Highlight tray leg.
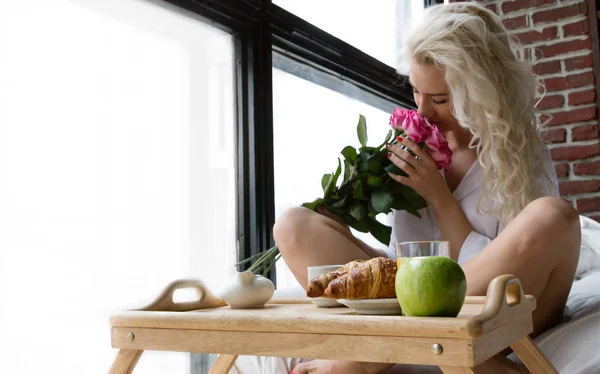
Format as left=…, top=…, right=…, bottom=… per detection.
left=109, top=349, right=143, bottom=374
left=208, top=354, right=238, bottom=374
left=510, top=336, right=558, bottom=374
left=439, top=367, right=475, bottom=374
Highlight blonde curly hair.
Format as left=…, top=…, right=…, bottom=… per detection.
left=400, top=1, right=551, bottom=225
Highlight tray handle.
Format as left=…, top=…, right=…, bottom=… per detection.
left=136, top=279, right=226, bottom=312
left=468, top=274, right=536, bottom=336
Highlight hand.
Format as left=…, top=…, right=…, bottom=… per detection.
left=291, top=359, right=391, bottom=374
left=386, top=136, right=452, bottom=209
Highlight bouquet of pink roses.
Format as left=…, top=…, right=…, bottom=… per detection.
left=240, top=109, right=452, bottom=276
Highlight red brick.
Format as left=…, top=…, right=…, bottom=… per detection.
left=551, top=143, right=600, bottom=160
left=544, top=106, right=597, bottom=126
left=568, top=89, right=596, bottom=106
left=554, top=163, right=569, bottom=177
left=543, top=72, right=595, bottom=92
left=542, top=128, right=566, bottom=143
left=502, top=0, right=556, bottom=14
left=563, top=19, right=590, bottom=37
left=571, top=124, right=599, bottom=141
left=538, top=38, right=592, bottom=59
left=503, top=15, right=528, bottom=30
left=515, top=27, right=558, bottom=45
left=564, top=54, right=594, bottom=71
left=532, top=3, right=588, bottom=25
left=536, top=94, right=564, bottom=110
left=559, top=180, right=600, bottom=196
left=533, top=60, right=561, bottom=75
left=577, top=197, right=600, bottom=213
left=574, top=160, right=600, bottom=175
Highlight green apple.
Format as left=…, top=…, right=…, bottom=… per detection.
left=395, top=256, right=467, bottom=317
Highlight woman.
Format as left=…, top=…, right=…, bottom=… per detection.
left=275, top=2, right=581, bottom=374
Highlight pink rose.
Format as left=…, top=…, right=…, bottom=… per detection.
left=389, top=108, right=406, bottom=130
left=425, top=125, right=452, bottom=170
left=389, top=108, right=431, bottom=143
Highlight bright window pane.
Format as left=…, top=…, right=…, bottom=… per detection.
left=273, top=0, right=425, bottom=67
left=273, top=61, right=400, bottom=290
left=0, top=1, right=236, bottom=373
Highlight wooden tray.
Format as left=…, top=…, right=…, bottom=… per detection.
left=109, top=274, right=557, bottom=374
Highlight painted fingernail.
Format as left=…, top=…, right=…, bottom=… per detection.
left=290, top=371, right=295, bottom=374
left=387, top=152, right=392, bottom=158
left=396, top=136, right=404, bottom=142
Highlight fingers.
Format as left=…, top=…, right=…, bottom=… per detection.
left=387, top=169, right=412, bottom=187
left=291, top=362, right=309, bottom=374
left=387, top=150, right=415, bottom=176
left=394, top=136, right=435, bottom=167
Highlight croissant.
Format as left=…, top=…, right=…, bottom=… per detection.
left=305, top=260, right=365, bottom=298
left=325, top=257, right=397, bottom=299
left=306, top=257, right=397, bottom=299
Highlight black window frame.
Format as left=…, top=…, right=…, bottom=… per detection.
left=159, top=0, right=416, bottom=283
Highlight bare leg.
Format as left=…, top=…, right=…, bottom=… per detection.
left=273, top=207, right=375, bottom=286
left=462, top=197, right=581, bottom=336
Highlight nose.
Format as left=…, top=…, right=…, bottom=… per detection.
left=417, top=97, right=434, bottom=119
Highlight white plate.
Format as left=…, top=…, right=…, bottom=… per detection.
left=337, top=298, right=402, bottom=315
left=311, top=297, right=345, bottom=308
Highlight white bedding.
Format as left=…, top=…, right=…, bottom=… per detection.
left=230, top=216, right=600, bottom=374
left=507, top=270, right=600, bottom=374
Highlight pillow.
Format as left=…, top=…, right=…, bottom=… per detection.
left=576, top=216, right=600, bottom=279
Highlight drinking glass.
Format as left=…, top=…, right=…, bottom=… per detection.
left=395, top=240, right=450, bottom=268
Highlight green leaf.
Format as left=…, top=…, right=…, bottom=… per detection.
left=331, top=158, right=342, bottom=189
left=321, top=173, right=332, bottom=193
left=341, top=160, right=355, bottom=187
left=368, top=218, right=393, bottom=246
left=341, top=146, right=358, bottom=164
left=375, top=130, right=393, bottom=152
left=301, top=198, right=324, bottom=211
left=398, top=185, right=427, bottom=210
left=352, top=180, right=366, bottom=200
left=359, top=146, right=375, bottom=153
left=383, top=163, right=408, bottom=177
left=349, top=203, right=367, bottom=221
left=370, top=189, right=394, bottom=214
left=331, top=196, right=347, bottom=209
left=357, top=152, right=370, bottom=173
left=390, top=195, right=422, bottom=218
left=367, top=154, right=382, bottom=174
left=357, top=115, right=368, bottom=147
left=350, top=216, right=370, bottom=233
left=367, top=175, right=383, bottom=188
left=382, top=179, right=426, bottom=215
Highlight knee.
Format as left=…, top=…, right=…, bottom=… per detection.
left=521, top=197, right=581, bottom=248
left=273, top=207, right=315, bottom=253
left=524, top=197, right=579, bottom=232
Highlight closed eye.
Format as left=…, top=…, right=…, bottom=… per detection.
left=433, top=99, right=448, bottom=105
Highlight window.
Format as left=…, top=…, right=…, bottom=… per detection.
left=0, top=0, right=236, bottom=373
left=273, top=55, right=397, bottom=288
left=273, top=0, right=426, bottom=67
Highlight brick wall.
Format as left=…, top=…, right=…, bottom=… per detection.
left=450, top=0, right=600, bottom=220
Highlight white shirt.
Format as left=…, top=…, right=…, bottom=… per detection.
left=382, top=145, right=559, bottom=265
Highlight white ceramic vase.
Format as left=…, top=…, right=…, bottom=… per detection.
left=218, top=271, right=275, bottom=308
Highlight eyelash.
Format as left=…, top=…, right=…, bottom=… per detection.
left=413, top=90, right=448, bottom=105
